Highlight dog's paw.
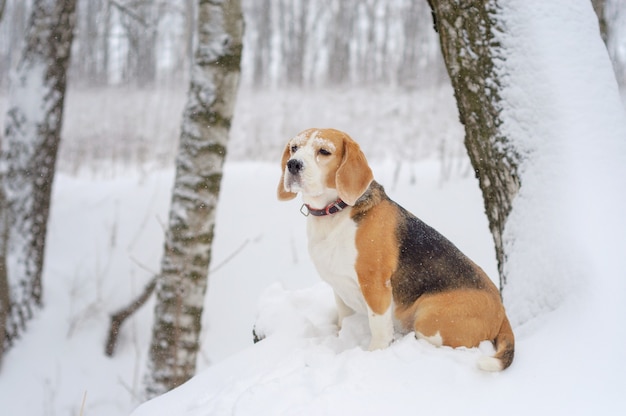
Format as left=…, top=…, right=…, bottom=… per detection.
left=368, top=337, right=392, bottom=351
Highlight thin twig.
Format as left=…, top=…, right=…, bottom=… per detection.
left=108, top=0, right=151, bottom=28
left=209, top=238, right=250, bottom=274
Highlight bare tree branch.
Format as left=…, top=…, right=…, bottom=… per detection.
left=108, top=0, right=150, bottom=28
left=105, top=277, right=156, bottom=357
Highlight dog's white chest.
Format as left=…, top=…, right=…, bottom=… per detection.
left=307, top=212, right=365, bottom=313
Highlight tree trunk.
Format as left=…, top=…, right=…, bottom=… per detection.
left=0, top=0, right=77, bottom=352
left=279, top=0, right=309, bottom=86
left=591, top=0, right=607, bottom=44
left=115, top=0, right=159, bottom=87
left=427, top=0, right=521, bottom=289
left=143, top=0, right=244, bottom=398
left=73, top=0, right=109, bottom=86
left=0, top=189, right=8, bottom=369
left=252, top=0, right=272, bottom=87
left=327, top=0, right=354, bottom=85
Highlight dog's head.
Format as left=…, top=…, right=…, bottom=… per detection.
left=277, top=128, right=373, bottom=206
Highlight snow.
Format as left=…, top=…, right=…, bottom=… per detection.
left=0, top=158, right=494, bottom=415
left=131, top=1, right=626, bottom=415
left=1, top=0, right=625, bottom=414
left=497, top=0, right=626, bottom=326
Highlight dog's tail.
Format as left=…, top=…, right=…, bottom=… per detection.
left=478, top=315, right=515, bottom=371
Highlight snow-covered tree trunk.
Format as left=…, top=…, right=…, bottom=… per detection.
left=592, top=0, right=625, bottom=89
left=0, top=0, right=77, bottom=353
left=427, top=0, right=521, bottom=289
left=144, top=0, right=243, bottom=398
left=591, top=0, right=607, bottom=43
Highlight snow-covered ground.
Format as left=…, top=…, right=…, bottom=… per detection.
left=0, top=158, right=493, bottom=415
left=131, top=1, right=626, bottom=415
left=1, top=0, right=626, bottom=415
left=0, top=65, right=476, bottom=416
left=0, top=72, right=473, bottom=416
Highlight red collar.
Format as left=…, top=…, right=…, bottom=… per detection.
left=300, top=199, right=348, bottom=217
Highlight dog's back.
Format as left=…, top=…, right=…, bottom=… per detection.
left=354, top=181, right=514, bottom=370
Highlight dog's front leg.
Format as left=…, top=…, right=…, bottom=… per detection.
left=366, top=304, right=394, bottom=350
left=334, top=292, right=354, bottom=330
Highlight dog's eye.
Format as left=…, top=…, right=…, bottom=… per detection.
left=290, top=145, right=298, bottom=153
left=318, top=148, right=331, bottom=156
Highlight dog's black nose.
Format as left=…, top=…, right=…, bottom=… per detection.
left=287, top=159, right=303, bottom=174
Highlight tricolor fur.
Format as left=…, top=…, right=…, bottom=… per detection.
left=278, top=128, right=514, bottom=371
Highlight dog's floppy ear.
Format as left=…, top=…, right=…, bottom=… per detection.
left=277, top=142, right=298, bottom=201
left=335, top=135, right=373, bottom=206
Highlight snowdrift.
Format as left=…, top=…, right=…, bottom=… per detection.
left=132, top=1, right=626, bottom=415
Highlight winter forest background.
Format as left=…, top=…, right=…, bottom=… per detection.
left=1, top=0, right=622, bottom=172
left=1, top=0, right=626, bottom=415
left=0, top=0, right=462, bottom=176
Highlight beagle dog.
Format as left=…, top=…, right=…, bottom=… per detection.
left=277, top=128, right=514, bottom=371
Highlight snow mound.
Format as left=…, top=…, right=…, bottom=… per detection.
left=132, top=277, right=625, bottom=416
left=133, top=284, right=512, bottom=416
left=498, top=0, right=626, bottom=325
left=252, top=283, right=337, bottom=342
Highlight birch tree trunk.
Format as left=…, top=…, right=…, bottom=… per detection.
left=144, top=0, right=244, bottom=398
left=426, top=0, right=521, bottom=289
left=0, top=0, right=77, bottom=355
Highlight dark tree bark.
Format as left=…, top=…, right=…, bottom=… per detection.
left=0, top=189, right=8, bottom=369
left=427, top=0, right=521, bottom=289
left=0, top=0, right=77, bottom=356
left=143, top=0, right=244, bottom=398
left=591, top=0, right=608, bottom=44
